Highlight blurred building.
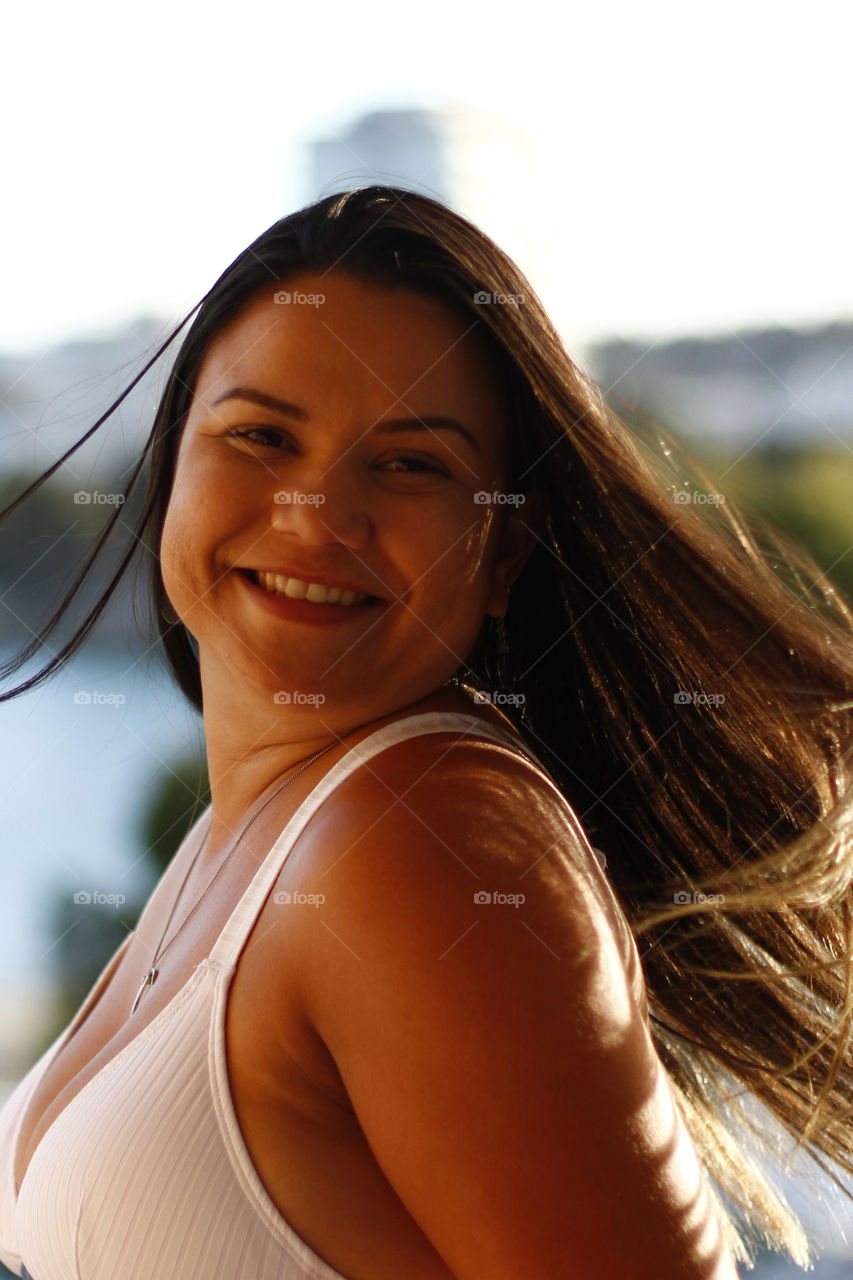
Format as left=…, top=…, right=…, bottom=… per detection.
left=2, top=108, right=852, bottom=486
left=306, top=105, right=547, bottom=306
left=588, top=322, right=853, bottom=445
left=0, top=105, right=549, bottom=487
left=0, top=316, right=172, bottom=481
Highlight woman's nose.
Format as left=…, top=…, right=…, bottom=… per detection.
left=269, top=467, right=371, bottom=549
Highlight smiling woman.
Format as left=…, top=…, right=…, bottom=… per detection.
left=1, top=186, right=853, bottom=1279
left=155, top=269, right=530, bottom=845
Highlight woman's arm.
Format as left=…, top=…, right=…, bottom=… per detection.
left=289, top=738, right=740, bottom=1279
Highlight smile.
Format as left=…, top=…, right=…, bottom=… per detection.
left=250, top=571, right=375, bottom=606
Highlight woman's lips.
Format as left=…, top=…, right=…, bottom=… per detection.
left=238, top=569, right=387, bottom=625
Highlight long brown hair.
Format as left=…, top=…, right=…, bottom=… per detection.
left=3, top=186, right=853, bottom=1267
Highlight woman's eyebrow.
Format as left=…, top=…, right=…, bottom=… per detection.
left=213, top=387, right=308, bottom=420
left=212, top=386, right=481, bottom=455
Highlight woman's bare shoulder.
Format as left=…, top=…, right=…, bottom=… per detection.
left=305, top=723, right=642, bottom=984
left=281, top=727, right=736, bottom=1278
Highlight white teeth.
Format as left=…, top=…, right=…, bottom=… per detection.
left=255, top=572, right=369, bottom=606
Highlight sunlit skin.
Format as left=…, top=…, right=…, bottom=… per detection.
left=12, top=271, right=740, bottom=1279
left=154, top=277, right=737, bottom=1275
left=159, top=270, right=540, bottom=853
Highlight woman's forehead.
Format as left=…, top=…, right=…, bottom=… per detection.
left=189, top=273, right=510, bottom=443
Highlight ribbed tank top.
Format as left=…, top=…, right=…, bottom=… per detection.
left=0, top=711, right=557, bottom=1280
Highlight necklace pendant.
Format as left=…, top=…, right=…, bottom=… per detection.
left=130, top=965, right=159, bottom=1016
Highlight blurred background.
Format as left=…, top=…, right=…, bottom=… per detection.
left=2, top=0, right=853, bottom=1273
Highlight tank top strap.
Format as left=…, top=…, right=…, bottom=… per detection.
left=207, top=710, right=543, bottom=969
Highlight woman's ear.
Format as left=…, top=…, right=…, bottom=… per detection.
left=485, top=485, right=546, bottom=618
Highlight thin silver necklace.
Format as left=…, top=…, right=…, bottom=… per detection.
left=130, top=737, right=341, bottom=1016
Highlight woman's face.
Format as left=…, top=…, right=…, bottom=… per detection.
left=159, top=270, right=536, bottom=722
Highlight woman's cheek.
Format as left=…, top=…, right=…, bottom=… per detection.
left=159, top=500, right=206, bottom=624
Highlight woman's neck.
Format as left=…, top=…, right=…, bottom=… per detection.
left=197, top=679, right=490, bottom=858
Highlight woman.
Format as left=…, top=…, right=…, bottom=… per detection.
left=1, top=186, right=852, bottom=1278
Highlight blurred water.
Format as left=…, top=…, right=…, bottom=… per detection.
left=0, top=642, right=203, bottom=1042
left=751, top=1258, right=853, bottom=1277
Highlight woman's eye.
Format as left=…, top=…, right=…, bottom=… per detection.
left=379, top=456, right=448, bottom=476
left=223, top=433, right=446, bottom=477
left=227, top=427, right=290, bottom=448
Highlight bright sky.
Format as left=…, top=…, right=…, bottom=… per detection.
left=1, top=0, right=851, bottom=357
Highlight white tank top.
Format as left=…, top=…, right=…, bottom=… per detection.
left=0, top=711, right=556, bottom=1279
